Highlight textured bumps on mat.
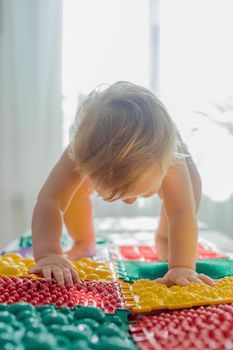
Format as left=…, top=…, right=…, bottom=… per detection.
left=117, top=259, right=233, bottom=282
left=0, top=254, right=116, bottom=281
left=121, top=277, right=233, bottom=312
left=129, top=303, right=233, bottom=350
left=111, top=243, right=227, bottom=262
left=0, top=277, right=125, bottom=313
left=0, top=303, right=136, bottom=350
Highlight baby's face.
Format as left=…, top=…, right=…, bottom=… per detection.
left=95, top=168, right=166, bottom=204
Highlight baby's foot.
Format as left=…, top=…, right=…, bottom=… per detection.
left=66, top=241, right=96, bottom=261
left=155, top=235, right=169, bottom=261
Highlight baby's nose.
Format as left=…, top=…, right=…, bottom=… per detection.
left=123, top=198, right=137, bottom=204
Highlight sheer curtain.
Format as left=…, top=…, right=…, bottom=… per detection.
left=0, top=0, right=63, bottom=248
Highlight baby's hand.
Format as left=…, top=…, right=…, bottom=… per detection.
left=155, top=267, right=215, bottom=287
left=28, top=254, right=79, bottom=287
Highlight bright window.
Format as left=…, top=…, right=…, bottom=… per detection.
left=62, top=0, right=150, bottom=145
left=62, top=0, right=233, bottom=202
left=160, top=0, right=233, bottom=201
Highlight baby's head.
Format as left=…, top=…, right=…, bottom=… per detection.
left=70, top=81, right=177, bottom=203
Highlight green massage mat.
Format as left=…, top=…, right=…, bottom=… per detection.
left=117, top=259, right=233, bottom=282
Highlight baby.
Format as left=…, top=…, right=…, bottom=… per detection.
left=29, top=81, right=214, bottom=287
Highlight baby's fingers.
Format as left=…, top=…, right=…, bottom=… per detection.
left=188, top=276, right=204, bottom=284
left=154, top=277, right=171, bottom=286
left=71, top=268, right=80, bottom=284
left=52, top=266, right=64, bottom=286
left=63, top=268, right=73, bottom=287
left=176, top=277, right=190, bottom=286
left=42, top=266, right=52, bottom=282
left=198, top=273, right=215, bottom=286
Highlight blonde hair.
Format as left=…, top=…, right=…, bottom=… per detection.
left=70, top=81, right=177, bottom=200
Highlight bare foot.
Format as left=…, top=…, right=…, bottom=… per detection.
left=155, top=235, right=169, bottom=261
left=66, top=241, right=96, bottom=261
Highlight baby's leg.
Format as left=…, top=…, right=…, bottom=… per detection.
left=155, top=155, right=202, bottom=261
left=63, top=177, right=96, bottom=260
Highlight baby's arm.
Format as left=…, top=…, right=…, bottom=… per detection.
left=29, top=147, right=85, bottom=286
left=156, top=159, right=214, bottom=286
